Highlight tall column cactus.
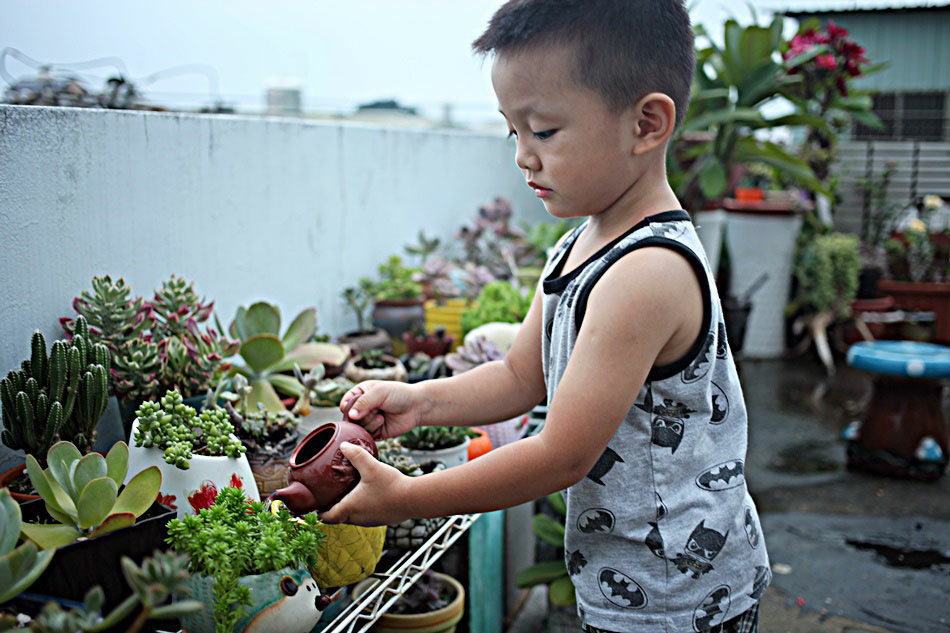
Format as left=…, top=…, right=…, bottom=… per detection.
left=1, top=316, right=111, bottom=461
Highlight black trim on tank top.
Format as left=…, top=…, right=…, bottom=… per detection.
left=572, top=236, right=712, bottom=382
left=542, top=210, right=691, bottom=294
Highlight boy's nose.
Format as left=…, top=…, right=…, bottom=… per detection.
left=515, top=141, right=541, bottom=172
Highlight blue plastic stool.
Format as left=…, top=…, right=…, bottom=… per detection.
left=844, top=341, right=950, bottom=480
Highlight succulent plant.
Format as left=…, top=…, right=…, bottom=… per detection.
left=228, top=301, right=348, bottom=412
left=222, top=375, right=299, bottom=457
left=398, top=426, right=477, bottom=451
left=444, top=335, right=504, bottom=374
left=0, top=488, right=55, bottom=604
left=363, top=255, right=423, bottom=302
left=60, top=275, right=153, bottom=351
left=110, top=336, right=161, bottom=405
left=1, top=316, right=111, bottom=460
left=25, top=550, right=202, bottom=633
left=133, top=390, right=246, bottom=470
left=341, top=282, right=375, bottom=334
left=460, top=281, right=532, bottom=335
left=20, top=441, right=161, bottom=550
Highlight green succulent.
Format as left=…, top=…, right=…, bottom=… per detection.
left=227, top=301, right=348, bottom=412
left=363, top=255, right=422, bottom=302
left=398, top=426, right=477, bottom=451
left=1, top=316, right=111, bottom=460
left=516, top=491, right=576, bottom=607
left=24, top=550, right=202, bottom=633
left=110, top=336, right=161, bottom=405
left=222, top=375, right=299, bottom=457
left=20, top=441, right=161, bottom=550
left=0, top=488, right=55, bottom=604
left=133, top=390, right=246, bottom=470
left=461, top=281, right=533, bottom=335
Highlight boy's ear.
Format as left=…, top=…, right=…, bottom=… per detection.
left=630, top=93, right=676, bottom=155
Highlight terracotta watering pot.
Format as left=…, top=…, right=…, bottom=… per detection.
left=270, top=421, right=378, bottom=514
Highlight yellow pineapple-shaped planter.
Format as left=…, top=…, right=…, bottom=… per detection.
left=310, top=522, right=386, bottom=589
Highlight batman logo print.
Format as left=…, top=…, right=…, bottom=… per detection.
left=749, top=565, right=771, bottom=600
left=692, top=585, right=731, bottom=631
left=716, top=322, right=728, bottom=359
left=710, top=382, right=729, bottom=425
left=577, top=508, right=615, bottom=534
left=682, top=331, right=714, bottom=383
left=744, top=508, right=760, bottom=549
left=597, top=568, right=647, bottom=609
left=586, top=447, right=624, bottom=486
left=696, top=460, right=745, bottom=491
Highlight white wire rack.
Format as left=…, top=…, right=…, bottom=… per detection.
left=319, top=513, right=480, bottom=633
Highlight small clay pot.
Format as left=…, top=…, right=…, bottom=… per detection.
left=344, top=354, right=408, bottom=383
left=271, top=421, right=378, bottom=514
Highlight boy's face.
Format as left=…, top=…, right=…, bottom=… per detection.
left=492, top=44, right=638, bottom=219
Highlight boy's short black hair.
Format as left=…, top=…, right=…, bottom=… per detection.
left=473, top=0, right=695, bottom=128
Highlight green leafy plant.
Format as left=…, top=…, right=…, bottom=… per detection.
left=227, top=301, right=348, bottom=413
left=404, top=230, right=442, bottom=266
left=20, top=441, right=161, bottom=549
left=357, top=349, right=392, bottom=370
left=398, top=426, right=477, bottom=451
left=21, top=550, right=202, bottom=633
left=363, top=255, right=422, bottom=302
left=165, top=486, right=326, bottom=633
left=341, top=283, right=376, bottom=334
left=461, top=282, right=532, bottom=335
left=222, top=375, right=299, bottom=458
left=1, top=316, right=111, bottom=460
left=0, top=488, right=55, bottom=604
left=133, top=390, right=246, bottom=470
left=516, top=491, right=575, bottom=606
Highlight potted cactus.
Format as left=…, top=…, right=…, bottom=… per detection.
left=222, top=375, right=300, bottom=497
left=227, top=301, right=348, bottom=413
left=127, top=389, right=258, bottom=517
left=166, top=485, right=329, bottom=633
left=16, top=440, right=177, bottom=616
left=337, top=284, right=392, bottom=354
left=344, top=349, right=408, bottom=384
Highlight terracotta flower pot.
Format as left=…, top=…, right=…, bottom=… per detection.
left=271, top=421, right=378, bottom=514
left=877, top=279, right=950, bottom=345
left=403, top=332, right=454, bottom=357
left=0, top=463, right=40, bottom=502
left=351, top=571, right=465, bottom=633
left=337, top=328, right=392, bottom=356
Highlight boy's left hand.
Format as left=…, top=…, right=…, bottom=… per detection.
left=319, top=442, right=412, bottom=527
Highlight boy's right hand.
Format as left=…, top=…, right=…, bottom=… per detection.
left=339, top=380, right=422, bottom=439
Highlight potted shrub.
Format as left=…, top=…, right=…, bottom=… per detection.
left=337, top=284, right=392, bottom=354
left=376, top=440, right=448, bottom=550
left=788, top=232, right=860, bottom=375
left=1, top=317, right=110, bottom=501
left=127, top=389, right=258, bottom=517
left=880, top=196, right=950, bottom=344
left=446, top=336, right=527, bottom=448
left=16, top=440, right=176, bottom=617
left=344, top=349, right=408, bottom=384
left=227, top=301, right=348, bottom=413
left=351, top=569, right=465, bottom=633
left=365, top=255, right=426, bottom=356
left=397, top=426, right=476, bottom=470
left=222, top=375, right=299, bottom=498
left=166, top=485, right=329, bottom=633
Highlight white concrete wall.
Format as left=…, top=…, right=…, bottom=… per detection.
left=0, top=105, right=547, bottom=375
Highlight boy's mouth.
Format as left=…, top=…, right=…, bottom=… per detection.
left=528, top=181, right=552, bottom=198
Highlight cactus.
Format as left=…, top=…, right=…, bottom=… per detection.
left=20, top=441, right=161, bottom=550
left=228, top=301, right=348, bottom=412
left=133, top=390, right=245, bottom=470
left=1, top=316, right=110, bottom=460
left=0, top=488, right=56, bottom=604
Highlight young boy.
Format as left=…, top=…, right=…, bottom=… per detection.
left=321, top=1, right=770, bottom=630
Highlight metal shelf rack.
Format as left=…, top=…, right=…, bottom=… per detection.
left=320, top=513, right=481, bottom=633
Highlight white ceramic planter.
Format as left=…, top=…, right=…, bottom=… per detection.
left=693, top=208, right=726, bottom=275
left=127, top=418, right=260, bottom=518
left=724, top=209, right=803, bottom=358
left=181, top=567, right=323, bottom=633
left=403, top=437, right=470, bottom=469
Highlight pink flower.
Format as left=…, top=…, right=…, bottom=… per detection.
left=816, top=54, right=837, bottom=70
left=827, top=20, right=849, bottom=38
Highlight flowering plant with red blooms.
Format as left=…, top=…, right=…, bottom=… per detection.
left=784, top=20, right=870, bottom=98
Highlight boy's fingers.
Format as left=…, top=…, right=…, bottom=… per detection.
left=340, top=441, right=375, bottom=473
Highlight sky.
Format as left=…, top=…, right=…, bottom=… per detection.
left=0, top=1, right=932, bottom=126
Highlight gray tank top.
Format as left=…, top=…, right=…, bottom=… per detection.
left=540, top=210, right=770, bottom=632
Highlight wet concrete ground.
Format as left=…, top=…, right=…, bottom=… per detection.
left=741, top=357, right=950, bottom=633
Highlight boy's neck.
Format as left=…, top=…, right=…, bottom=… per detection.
left=582, top=156, right=682, bottom=245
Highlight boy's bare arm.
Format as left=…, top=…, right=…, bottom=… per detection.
left=321, top=247, right=703, bottom=525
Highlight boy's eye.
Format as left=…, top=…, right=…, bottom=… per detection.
left=533, top=129, right=557, bottom=140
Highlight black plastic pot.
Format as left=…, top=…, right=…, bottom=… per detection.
left=14, top=500, right=176, bottom=626
left=721, top=296, right=752, bottom=356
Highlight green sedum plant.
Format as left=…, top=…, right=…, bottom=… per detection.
left=0, top=488, right=55, bottom=604
left=21, top=441, right=161, bottom=550
left=165, top=486, right=326, bottom=633
left=461, top=282, right=532, bottom=335
left=227, top=301, right=348, bottom=413
left=22, top=550, right=202, bottom=633
left=398, top=426, right=477, bottom=451
left=1, top=315, right=111, bottom=460
left=133, top=390, right=246, bottom=470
